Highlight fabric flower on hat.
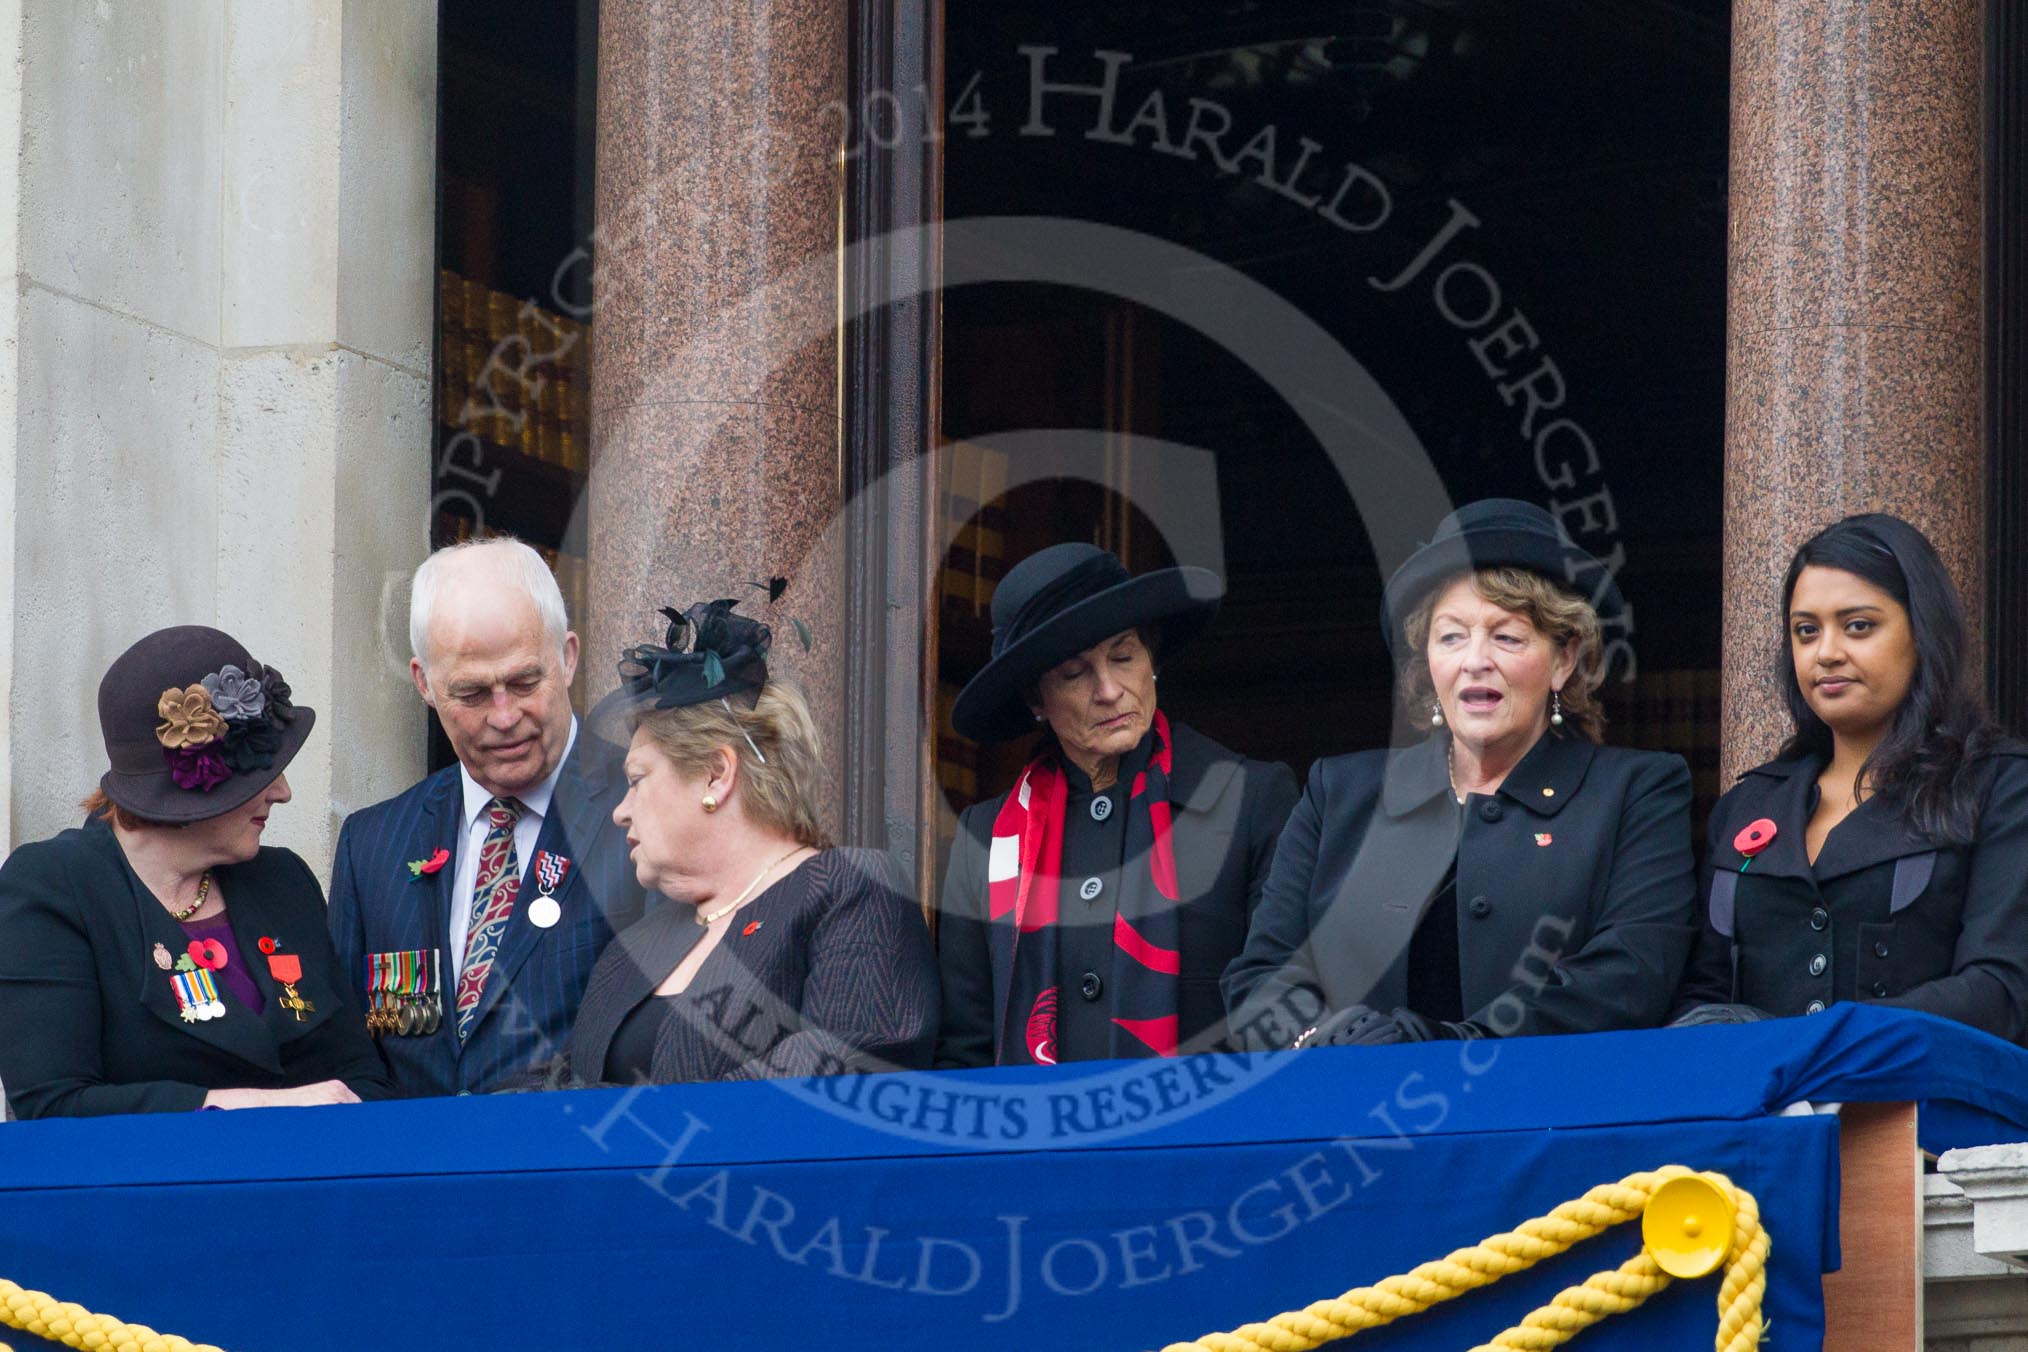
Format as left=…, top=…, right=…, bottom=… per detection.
left=221, top=716, right=282, bottom=772
left=165, top=744, right=231, bottom=792
left=202, top=664, right=266, bottom=721
left=253, top=662, right=297, bottom=725
left=156, top=685, right=228, bottom=749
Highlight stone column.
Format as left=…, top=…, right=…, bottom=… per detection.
left=585, top=1, right=845, bottom=807
left=1721, top=0, right=1985, bottom=779
left=0, top=1, right=436, bottom=865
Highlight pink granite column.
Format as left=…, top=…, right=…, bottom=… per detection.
left=1721, top=0, right=1985, bottom=779
left=585, top=0, right=845, bottom=805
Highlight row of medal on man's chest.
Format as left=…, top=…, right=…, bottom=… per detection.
left=367, top=948, right=442, bottom=1038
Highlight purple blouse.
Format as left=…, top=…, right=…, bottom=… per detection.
left=177, top=915, right=265, bottom=1016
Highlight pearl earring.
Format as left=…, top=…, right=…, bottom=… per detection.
left=1430, top=704, right=1444, bottom=728
left=701, top=793, right=718, bottom=813
left=1550, top=690, right=1564, bottom=727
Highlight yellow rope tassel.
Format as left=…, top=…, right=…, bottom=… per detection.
left=0, top=1277, right=225, bottom=1352
left=1164, top=1166, right=1766, bottom=1352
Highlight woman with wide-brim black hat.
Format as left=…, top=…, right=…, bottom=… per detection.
left=935, top=543, right=1299, bottom=1067
left=0, top=626, right=392, bottom=1117
left=1223, top=499, right=1697, bottom=1049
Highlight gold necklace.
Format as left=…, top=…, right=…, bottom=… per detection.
left=700, top=848, right=804, bottom=925
left=168, top=873, right=212, bottom=922
left=1445, top=741, right=1467, bottom=805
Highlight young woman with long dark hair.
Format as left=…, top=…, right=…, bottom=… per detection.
left=1676, top=513, right=2028, bottom=1040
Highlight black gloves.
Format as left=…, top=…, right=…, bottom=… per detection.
left=1294, top=1005, right=1485, bottom=1048
left=1668, top=1003, right=1773, bottom=1028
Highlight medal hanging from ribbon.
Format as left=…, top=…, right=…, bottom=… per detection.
left=260, top=939, right=314, bottom=1023
left=526, top=851, right=571, bottom=930
left=172, top=968, right=226, bottom=1023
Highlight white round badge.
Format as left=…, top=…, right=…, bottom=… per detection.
left=527, top=894, right=562, bottom=929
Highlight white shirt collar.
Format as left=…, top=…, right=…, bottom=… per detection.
left=458, top=717, right=579, bottom=828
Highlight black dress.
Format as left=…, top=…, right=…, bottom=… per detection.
left=1678, top=749, right=2028, bottom=1041
left=0, top=818, right=393, bottom=1117
left=549, top=848, right=937, bottom=1085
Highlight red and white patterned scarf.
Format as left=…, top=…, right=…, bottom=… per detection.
left=987, top=712, right=1183, bottom=1063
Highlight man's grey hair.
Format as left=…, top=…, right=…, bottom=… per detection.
left=409, top=537, right=571, bottom=674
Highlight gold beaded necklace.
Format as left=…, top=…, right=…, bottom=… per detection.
left=168, top=873, right=213, bottom=923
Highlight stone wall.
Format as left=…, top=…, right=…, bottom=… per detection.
left=0, top=0, right=437, bottom=872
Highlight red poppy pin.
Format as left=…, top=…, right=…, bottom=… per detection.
left=186, top=938, right=229, bottom=972
left=407, top=847, right=451, bottom=881
left=1534, top=833, right=1553, bottom=847
left=257, top=936, right=278, bottom=955
left=1734, top=818, right=1777, bottom=871
left=742, top=920, right=763, bottom=937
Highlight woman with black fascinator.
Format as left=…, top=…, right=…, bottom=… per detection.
left=517, top=599, right=938, bottom=1086
left=1676, top=513, right=2028, bottom=1041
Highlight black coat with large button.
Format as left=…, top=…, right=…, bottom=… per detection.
left=1223, top=731, right=1697, bottom=1047
left=1677, top=749, right=2028, bottom=1042
left=934, top=721, right=1299, bottom=1067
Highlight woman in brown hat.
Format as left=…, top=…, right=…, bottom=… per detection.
left=0, top=626, right=391, bottom=1117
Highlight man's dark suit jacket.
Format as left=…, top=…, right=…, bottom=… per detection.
left=327, top=733, right=649, bottom=1095
left=0, top=817, right=392, bottom=1118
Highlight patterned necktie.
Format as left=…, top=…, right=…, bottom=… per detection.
left=456, top=796, right=524, bottom=1040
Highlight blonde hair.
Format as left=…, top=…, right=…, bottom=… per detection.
left=1399, top=567, right=1607, bottom=743
left=632, top=682, right=830, bottom=848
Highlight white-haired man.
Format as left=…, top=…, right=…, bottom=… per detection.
left=328, top=538, right=650, bottom=1095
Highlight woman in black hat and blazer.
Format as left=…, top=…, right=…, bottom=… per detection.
left=1224, top=500, right=1697, bottom=1048
left=1675, top=515, right=2028, bottom=1040
left=935, top=544, right=1299, bottom=1067
left=0, top=626, right=391, bottom=1118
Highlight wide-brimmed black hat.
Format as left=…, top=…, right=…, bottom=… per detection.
left=98, top=626, right=316, bottom=824
left=1380, top=498, right=1627, bottom=653
left=952, top=543, right=1222, bottom=743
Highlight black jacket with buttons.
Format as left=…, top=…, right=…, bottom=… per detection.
left=1678, top=749, right=2028, bottom=1042
left=934, top=721, right=1298, bottom=1067
left=1223, top=731, right=1697, bottom=1047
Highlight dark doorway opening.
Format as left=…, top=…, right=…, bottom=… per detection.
left=428, top=0, right=601, bottom=771
left=936, top=1, right=1732, bottom=840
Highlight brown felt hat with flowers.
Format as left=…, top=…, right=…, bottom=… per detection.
left=97, top=626, right=316, bottom=824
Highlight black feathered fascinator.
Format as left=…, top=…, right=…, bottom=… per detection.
left=618, top=599, right=772, bottom=711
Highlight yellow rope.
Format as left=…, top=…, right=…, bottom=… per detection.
left=0, top=1277, right=225, bottom=1352
left=1163, top=1166, right=1767, bottom=1352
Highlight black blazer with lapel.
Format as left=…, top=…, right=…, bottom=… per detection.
left=934, top=721, right=1300, bottom=1068
left=0, top=818, right=392, bottom=1118
left=326, top=732, right=650, bottom=1096
left=540, top=848, right=937, bottom=1086
left=1678, top=749, right=2028, bottom=1042
left=1223, top=731, right=1697, bottom=1047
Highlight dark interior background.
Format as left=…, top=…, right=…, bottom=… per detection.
left=430, top=0, right=600, bottom=772
left=938, top=0, right=1732, bottom=835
